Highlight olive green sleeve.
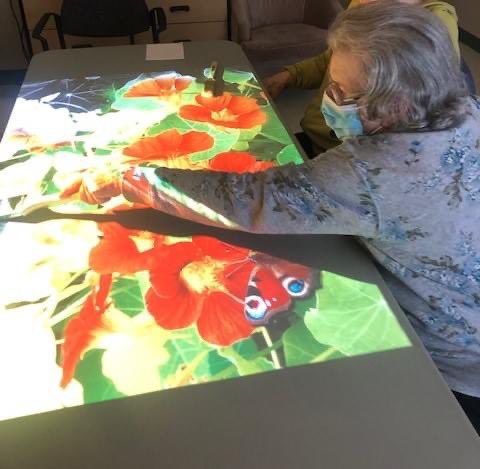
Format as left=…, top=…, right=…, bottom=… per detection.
left=424, top=2, right=460, bottom=58
left=284, top=49, right=332, bottom=90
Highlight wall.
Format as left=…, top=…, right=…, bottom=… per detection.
left=0, top=0, right=28, bottom=70
left=449, top=0, right=480, bottom=38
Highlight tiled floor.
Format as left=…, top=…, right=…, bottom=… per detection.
left=0, top=44, right=480, bottom=139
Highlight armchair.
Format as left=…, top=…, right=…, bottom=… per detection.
left=231, top=0, right=343, bottom=77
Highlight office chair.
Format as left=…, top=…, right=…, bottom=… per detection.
left=32, top=0, right=167, bottom=51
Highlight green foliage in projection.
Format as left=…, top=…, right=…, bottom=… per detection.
left=260, top=105, right=293, bottom=146
left=147, top=113, right=240, bottom=163
left=75, top=349, right=125, bottom=403
left=304, top=272, right=410, bottom=356
left=159, top=327, right=212, bottom=383
left=277, top=144, right=304, bottom=165
left=223, top=69, right=256, bottom=85
left=283, top=321, right=344, bottom=367
left=111, top=277, right=145, bottom=318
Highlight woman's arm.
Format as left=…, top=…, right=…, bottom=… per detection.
left=120, top=144, right=380, bottom=237
left=284, top=49, right=332, bottom=90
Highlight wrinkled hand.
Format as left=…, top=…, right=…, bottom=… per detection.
left=262, top=70, right=293, bottom=99
left=61, top=169, right=123, bottom=205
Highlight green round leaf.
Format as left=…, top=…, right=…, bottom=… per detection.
left=304, top=272, right=410, bottom=356
left=283, top=321, right=344, bottom=367
left=217, top=344, right=275, bottom=376
left=276, top=144, right=304, bottom=166
left=260, top=105, right=293, bottom=146
left=75, top=349, right=125, bottom=403
left=111, top=277, right=145, bottom=318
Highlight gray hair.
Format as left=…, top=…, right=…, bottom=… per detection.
left=327, top=1, right=468, bottom=131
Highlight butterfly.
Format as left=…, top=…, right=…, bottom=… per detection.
left=242, top=254, right=316, bottom=326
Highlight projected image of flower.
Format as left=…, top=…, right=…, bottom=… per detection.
left=0, top=67, right=411, bottom=423
left=0, top=69, right=302, bottom=217
left=0, top=220, right=410, bottom=422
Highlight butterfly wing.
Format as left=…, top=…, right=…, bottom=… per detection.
left=244, top=266, right=291, bottom=326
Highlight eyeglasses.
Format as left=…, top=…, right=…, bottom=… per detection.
left=325, top=79, right=365, bottom=106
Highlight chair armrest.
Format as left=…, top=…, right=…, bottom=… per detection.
left=150, top=7, right=167, bottom=43
left=32, top=12, right=63, bottom=51
left=230, top=0, right=251, bottom=43
left=304, top=0, right=343, bottom=30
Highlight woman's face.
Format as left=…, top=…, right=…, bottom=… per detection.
left=329, top=49, right=365, bottom=101
left=329, top=49, right=383, bottom=133
left=329, top=49, right=401, bottom=133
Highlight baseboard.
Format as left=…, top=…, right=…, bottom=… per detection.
left=0, top=70, right=26, bottom=86
left=460, top=28, right=480, bottom=54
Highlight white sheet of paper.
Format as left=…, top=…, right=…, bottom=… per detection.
left=146, top=43, right=185, bottom=61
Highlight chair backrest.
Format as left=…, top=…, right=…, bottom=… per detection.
left=60, top=0, right=150, bottom=37
left=247, top=0, right=306, bottom=30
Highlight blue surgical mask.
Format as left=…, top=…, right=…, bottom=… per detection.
left=321, top=92, right=364, bottom=140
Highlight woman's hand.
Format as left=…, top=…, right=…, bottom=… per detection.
left=61, top=169, right=123, bottom=205
left=262, top=70, right=293, bottom=99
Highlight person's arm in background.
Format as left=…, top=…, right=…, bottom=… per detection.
left=282, top=50, right=333, bottom=90
left=263, top=0, right=357, bottom=97
left=262, top=50, right=332, bottom=98
left=112, top=143, right=380, bottom=237
left=424, top=2, right=460, bottom=58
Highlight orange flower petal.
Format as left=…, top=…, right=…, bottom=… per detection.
left=61, top=275, right=112, bottom=387
left=253, top=161, right=275, bottom=172
left=192, top=236, right=250, bottom=262
left=197, top=291, right=254, bottom=346
left=175, top=76, right=193, bottom=92
left=90, top=223, right=152, bottom=274
left=146, top=286, right=203, bottom=329
left=89, top=236, right=150, bottom=275
left=149, top=241, right=201, bottom=295
left=228, top=95, right=262, bottom=115
left=124, top=79, right=159, bottom=97
left=124, top=129, right=213, bottom=161
left=179, top=104, right=213, bottom=124
left=196, top=93, right=232, bottom=112
left=209, top=151, right=273, bottom=173
left=155, top=75, right=176, bottom=91
left=236, top=110, right=267, bottom=128
left=178, top=131, right=214, bottom=155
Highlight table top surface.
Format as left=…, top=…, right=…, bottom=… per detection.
left=1, top=41, right=479, bottom=469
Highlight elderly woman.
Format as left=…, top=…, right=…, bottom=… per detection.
left=76, top=3, right=480, bottom=431
left=264, top=0, right=465, bottom=157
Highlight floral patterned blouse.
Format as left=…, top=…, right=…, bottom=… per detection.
left=122, top=96, right=480, bottom=397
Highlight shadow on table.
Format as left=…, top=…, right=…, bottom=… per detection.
left=12, top=207, right=378, bottom=283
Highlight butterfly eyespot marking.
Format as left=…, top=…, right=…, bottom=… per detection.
left=282, top=277, right=309, bottom=298
left=245, top=295, right=268, bottom=320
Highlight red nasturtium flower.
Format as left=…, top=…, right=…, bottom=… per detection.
left=208, top=151, right=275, bottom=173
left=61, top=223, right=164, bottom=386
left=124, top=73, right=193, bottom=99
left=146, top=236, right=256, bottom=346
left=89, top=223, right=162, bottom=275
left=123, top=129, right=213, bottom=167
left=179, top=93, right=267, bottom=129
left=61, top=274, right=112, bottom=387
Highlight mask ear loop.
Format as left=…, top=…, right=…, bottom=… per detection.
left=356, top=99, right=384, bottom=136
left=368, top=125, right=384, bottom=135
